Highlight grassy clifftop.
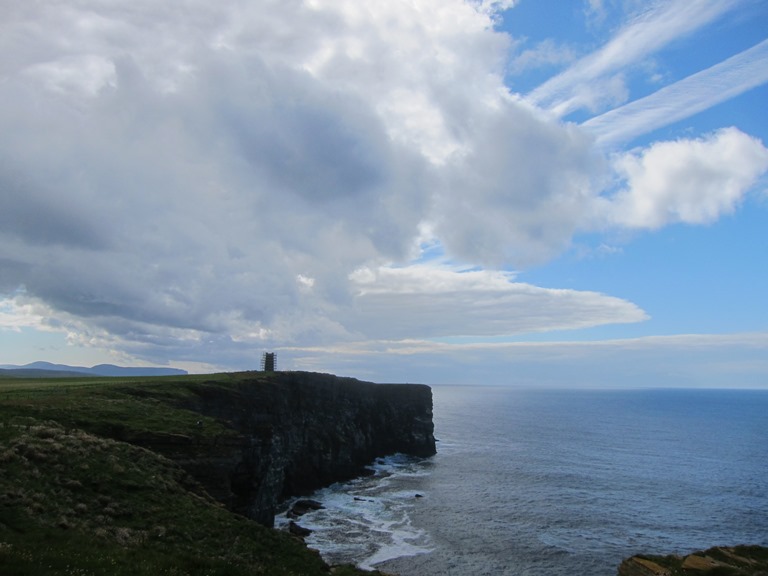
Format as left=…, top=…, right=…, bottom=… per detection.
left=0, top=373, right=384, bottom=576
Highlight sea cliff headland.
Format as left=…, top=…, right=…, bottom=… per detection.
left=0, top=370, right=435, bottom=575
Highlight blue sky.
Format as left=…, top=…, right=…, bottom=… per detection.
left=1, top=0, right=767, bottom=387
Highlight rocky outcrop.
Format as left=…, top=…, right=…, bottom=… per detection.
left=618, top=546, right=768, bottom=576
left=617, top=557, right=671, bottom=576
left=124, top=371, right=435, bottom=527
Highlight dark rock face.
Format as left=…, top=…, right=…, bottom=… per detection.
left=132, top=372, right=436, bottom=527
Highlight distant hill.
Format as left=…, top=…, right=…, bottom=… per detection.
left=0, top=368, right=89, bottom=379
left=0, top=361, right=187, bottom=377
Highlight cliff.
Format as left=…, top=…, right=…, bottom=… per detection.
left=617, top=545, right=768, bottom=575
left=0, top=370, right=434, bottom=575
left=112, top=371, right=436, bottom=526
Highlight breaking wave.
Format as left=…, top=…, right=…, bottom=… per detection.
left=276, top=454, right=433, bottom=569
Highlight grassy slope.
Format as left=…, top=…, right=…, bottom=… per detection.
left=0, top=374, right=379, bottom=576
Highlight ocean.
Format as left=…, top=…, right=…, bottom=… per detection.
left=277, top=386, right=768, bottom=575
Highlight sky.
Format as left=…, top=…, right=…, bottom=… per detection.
left=1, top=0, right=767, bottom=387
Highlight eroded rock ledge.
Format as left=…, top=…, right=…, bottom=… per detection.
left=123, top=371, right=436, bottom=527
left=618, top=545, right=768, bottom=575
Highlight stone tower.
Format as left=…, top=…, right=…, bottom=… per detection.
left=261, top=352, right=276, bottom=372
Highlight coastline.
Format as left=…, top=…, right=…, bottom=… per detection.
left=0, top=371, right=435, bottom=575
left=275, top=453, right=435, bottom=570
left=300, top=386, right=768, bottom=576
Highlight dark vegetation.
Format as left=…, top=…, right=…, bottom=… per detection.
left=0, top=373, right=385, bottom=576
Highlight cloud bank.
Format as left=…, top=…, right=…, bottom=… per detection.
left=288, top=333, right=768, bottom=388
left=1, top=0, right=766, bottom=371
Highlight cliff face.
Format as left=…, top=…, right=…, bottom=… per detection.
left=127, top=372, right=436, bottom=526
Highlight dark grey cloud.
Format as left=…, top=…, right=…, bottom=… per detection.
left=0, top=5, right=432, bottom=360
left=0, top=168, right=107, bottom=249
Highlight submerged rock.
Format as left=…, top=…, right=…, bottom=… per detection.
left=288, top=499, right=325, bottom=518
left=289, top=521, right=313, bottom=538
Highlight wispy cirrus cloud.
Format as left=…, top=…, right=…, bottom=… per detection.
left=527, top=0, right=741, bottom=116
left=582, top=39, right=768, bottom=146
left=507, top=39, right=576, bottom=75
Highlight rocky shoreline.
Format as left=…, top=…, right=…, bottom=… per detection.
left=363, top=544, right=768, bottom=576
left=618, top=545, right=768, bottom=575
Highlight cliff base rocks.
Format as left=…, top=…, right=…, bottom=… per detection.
left=618, top=545, right=768, bottom=576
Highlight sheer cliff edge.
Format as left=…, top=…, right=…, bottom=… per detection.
left=121, top=371, right=437, bottom=526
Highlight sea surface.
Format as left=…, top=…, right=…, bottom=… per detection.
left=277, top=386, right=768, bottom=575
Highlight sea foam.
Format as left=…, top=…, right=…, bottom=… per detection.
left=277, top=454, right=433, bottom=569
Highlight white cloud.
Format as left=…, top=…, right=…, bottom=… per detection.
left=348, top=264, right=647, bottom=339
left=433, top=97, right=604, bottom=266
left=23, top=55, right=117, bottom=96
left=508, top=39, right=576, bottom=76
left=0, top=295, right=49, bottom=332
left=582, top=0, right=609, bottom=28
left=602, top=128, right=768, bottom=228
left=470, top=0, right=519, bottom=17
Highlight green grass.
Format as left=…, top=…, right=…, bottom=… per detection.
left=0, top=374, right=232, bottom=442
left=0, top=373, right=384, bottom=576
